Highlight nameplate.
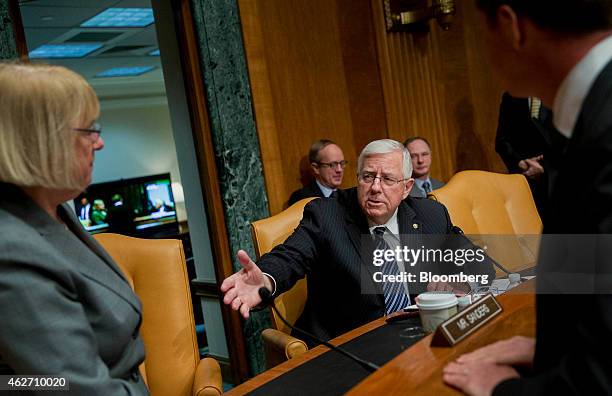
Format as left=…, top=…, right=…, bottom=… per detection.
left=431, top=294, right=502, bottom=347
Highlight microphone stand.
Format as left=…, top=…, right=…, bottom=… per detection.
left=258, top=287, right=380, bottom=373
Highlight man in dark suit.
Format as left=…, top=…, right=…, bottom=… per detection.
left=404, top=137, right=445, bottom=197
left=107, top=194, right=135, bottom=235
left=495, top=93, right=566, bottom=218
left=443, top=1, right=612, bottom=395
left=288, top=139, right=346, bottom=205
left=222, top=139, right=494, bottom=343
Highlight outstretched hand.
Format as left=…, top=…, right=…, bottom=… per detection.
left=220, top=250, right=271, bottom=319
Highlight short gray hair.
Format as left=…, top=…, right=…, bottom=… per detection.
left=357, top=139, right=412, bottom=179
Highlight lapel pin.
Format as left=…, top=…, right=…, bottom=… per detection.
left=413, top=223, right=419, bottom=229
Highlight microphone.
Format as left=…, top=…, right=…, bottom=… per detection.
left=450, top=225, right=512, bottom=274
left=258, top=287, right=380, bottom=373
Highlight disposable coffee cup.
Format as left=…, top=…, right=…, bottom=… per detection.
left=416, top=292, right=458, bottom=333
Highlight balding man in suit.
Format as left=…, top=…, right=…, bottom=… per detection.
left=404, top=137, right=445, bottom=198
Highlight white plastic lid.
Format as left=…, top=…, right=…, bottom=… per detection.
left=416, top=292, right=458, bottom=310
left=508, top=273, right=521, bottom=283
left=457, top=295, right=471, bottom=307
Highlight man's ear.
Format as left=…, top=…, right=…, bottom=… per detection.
left=311, top=162, right=320, bottom=176
left=403, top=178, right=414, bottom=200
left=497, top=4, right=524, bottom=50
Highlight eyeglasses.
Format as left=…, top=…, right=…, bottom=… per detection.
left=74, top=122, right=102, bottom=142
left=358, top=172, right=407, bottom=187
left=317, top=160, right=348, bottom=169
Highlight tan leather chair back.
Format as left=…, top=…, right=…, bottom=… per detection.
left=94, top=233, right=201, bottom=396
left=428, top=171, right=542, bottom=274
left=251, top=198, right=316, bottom=334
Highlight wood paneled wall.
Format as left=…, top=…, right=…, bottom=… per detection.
left=239, top=0, right=386, bottom=215
left=239, top=0, right=506, bottom=215
left=371, top=0, right=506, bottom=182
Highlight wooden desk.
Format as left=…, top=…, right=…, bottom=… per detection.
left=227, top=281, right=535, bottom=395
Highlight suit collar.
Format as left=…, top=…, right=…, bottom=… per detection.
left=338, top=187, right=369, bottom=237
left=0, top=183, right=140, bottom=312
left=553, top=34, right=612, bottom=138
left=398, top=199, right=421, bottom=234
left=337, top=188, right=384, bottom=305
left=0, top=183, right=66, bottom=236
left=308, top=180, right=326, bottom=198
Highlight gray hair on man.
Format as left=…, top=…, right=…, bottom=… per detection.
left=357, top=139, right=413, bottom=179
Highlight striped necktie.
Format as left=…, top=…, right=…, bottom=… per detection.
left=373, top=226, right=411, bottom=314
left=530, top=97, right=542, bottom=119
left=422, top=181, right=432, bottom=194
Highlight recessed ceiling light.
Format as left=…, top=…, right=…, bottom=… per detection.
left=148, top=49, right=160, bottom=56
left=95, top=66, right=156, bottom=78
left=81, top=8, right=154, bottom=28
left=41, top=15, right=54, bottom=22
left=29, top=43, right=103, bottom=59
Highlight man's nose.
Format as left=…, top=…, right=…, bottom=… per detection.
left=370, top=177, right=382, bottom=191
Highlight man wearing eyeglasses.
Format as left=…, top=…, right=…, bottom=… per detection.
left=404, top=137, right=445, bottom=198
left=288, top=139, right=347, bottom=206
left=222, top=139, right=494, bottom=344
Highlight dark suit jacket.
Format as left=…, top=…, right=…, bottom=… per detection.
left=288, top=180, right=325, bottom=206
left=494, top=93, right=567, bottom=219
left=0, top=183, right=148, bottom=395
left=494, top=61, right=612, bottom=395
left=260, top=187, right=495, bottom=343
left=409, top=177, right=445, bottom=198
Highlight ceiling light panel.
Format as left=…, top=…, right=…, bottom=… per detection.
left=29, top=43, right=103, bottom=59
left=95, top=66, right=156, bottom=77
left=81, top=8, right=154, bottom=28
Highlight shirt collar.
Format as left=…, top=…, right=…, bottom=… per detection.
left=553, top=34, right=612, bottom=138
left=414, top=177, right=431, bottom=191
left=315, top=179, right=335, bottom=197
left=367, top=207, right=399, bottom=236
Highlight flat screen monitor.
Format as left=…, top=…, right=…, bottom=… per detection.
left=74, top=173, right=179, bottom=237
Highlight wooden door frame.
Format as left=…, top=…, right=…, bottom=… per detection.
left=169, top=0, right=250, bottom=383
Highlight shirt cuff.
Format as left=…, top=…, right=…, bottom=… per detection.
left=262, top=273, right=277, bottom=296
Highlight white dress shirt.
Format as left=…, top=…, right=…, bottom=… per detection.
left=553, top=34, right=612, bottom=138
left=315, top=180, right=336, bottom=197
left=368, top=208, right=410, bottom=295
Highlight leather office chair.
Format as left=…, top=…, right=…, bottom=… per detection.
left=428, top=170, right=542, bottom=275
left=251, top=197, right=316, bottom=368
left=94, top=233, right=222, bottom=396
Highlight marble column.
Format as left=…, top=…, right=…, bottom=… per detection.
left=189, top=0, right=271, bottom=375
left=0, top=0, right=18, bottom=59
